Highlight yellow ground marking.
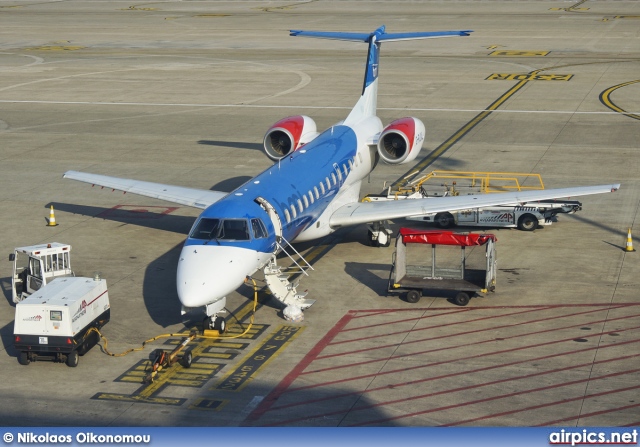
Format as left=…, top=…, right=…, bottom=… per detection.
left=489, top=50, right=550, bottom=57
left=214, top=325, right=304, bottom=392
left=487, top=73, right=573, bottom=81
left=599, top=80, right=640, bottom=121
left=25, top=46, right=84, bottom=51
left=549, top=8, right=589, bottom=11
left=190, top=398, right=229, bottom=412
left=123, top=5, right=158, bottom=11
left=93, top=393, right=184, bottom=405
left=392, top=70, right=543, bottom=188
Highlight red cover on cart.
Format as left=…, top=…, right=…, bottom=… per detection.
left=399, top=227, right=496, bottom=246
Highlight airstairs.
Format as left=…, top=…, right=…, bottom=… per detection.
left=263, top=236, right=316, bottom=309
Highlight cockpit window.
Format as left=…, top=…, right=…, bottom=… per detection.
left=251, top=218, right=268, bottom=239
left=190, top=218, right=250, bottom=241
left=220, top=219, right=250, bottom=240
left=190, top=218, right=221, bottom=240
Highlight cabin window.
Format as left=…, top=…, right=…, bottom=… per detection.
left=291, top=205, right=297, bottom=218
left=303, top=196, right=309, bottom=208
left=325, top=178, right=331, bottom=190
left=284, top=209, right=291, bottom=223
left=331, top=173, right=337, bottom=185
left=251, top=218, right=268, bottom=239
left=336, top=169, right=342, bottom=182
left=308, top=191, right=314, bottom=204
left=314, top=186, right=320, bottom=199
left=297, top=199, right=303, bottom=213
left=358, top=153, right=363, bottom=164
left=348, top=159, right=354, bottom=170
left=320, top=183, right=325, bottom=195
left=343, top=164, right=349, bottom=177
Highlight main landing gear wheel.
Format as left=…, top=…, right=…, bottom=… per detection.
left=454, top=292, right=470, bottom=307
left=368, top=229, right=391, bottom=247
left=406, top=290, right=421, bottom=304
left=204, top=316, right=227, bottom=334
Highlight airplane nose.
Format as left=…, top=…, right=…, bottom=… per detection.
left=176, top=244, right=261, bottom=308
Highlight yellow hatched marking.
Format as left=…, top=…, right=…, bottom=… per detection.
left=161, top=378, right=205, bottom=387
left=198, top=352, right=234, bottom=359
left=118, top=376, right=147, bottom=383
left=190, top=399, right=229, bottom=412
left=209, top=342, right=246, bottom=349
left=94, top=393, right=183, bottom=405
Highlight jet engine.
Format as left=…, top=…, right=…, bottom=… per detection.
left=263, top=115, right=319, bottom=161
left=377, top=117, right=425, bottom=164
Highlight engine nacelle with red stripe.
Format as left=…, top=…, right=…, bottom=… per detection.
left=263, top=115, right=319, bottom=161
left=377, top=117, right=425, bottom=164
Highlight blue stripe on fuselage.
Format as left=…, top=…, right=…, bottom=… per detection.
left=184, top=125, right=359, bottom=253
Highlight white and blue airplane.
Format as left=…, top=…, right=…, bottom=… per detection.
left=64, top=26, right=620, bottom=331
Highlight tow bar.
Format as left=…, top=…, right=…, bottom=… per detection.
left=144, top=330, right=198, bottom=383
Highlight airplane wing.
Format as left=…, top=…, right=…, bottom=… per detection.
left=329, top=184, right=620, bottom=228
left=63, top=171, right=228, bottom=209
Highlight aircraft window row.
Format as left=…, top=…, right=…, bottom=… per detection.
left=190, top=218, right=251, bottom=241
left=283, top=158, right=358, bottom=224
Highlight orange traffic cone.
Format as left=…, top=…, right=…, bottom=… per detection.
left=624, top=228, right=635, bottom=252
left=47, top=205, right=59, bottom=227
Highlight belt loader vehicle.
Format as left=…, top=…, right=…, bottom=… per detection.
left=408, top=201, right=582, bottom=231
left=13, top=276, right=110, bottom=367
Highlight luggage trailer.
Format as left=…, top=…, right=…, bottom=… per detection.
left=388, top=228, right=497, bottom=306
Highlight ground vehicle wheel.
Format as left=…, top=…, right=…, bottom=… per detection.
left=435, top=212, right=454, bottom=229
left=18, top=351, right=30, bottom=366
left=180, top=349, right=193, bottom=368
left=406, top=290, right=421, bottom=304
left=213, top=316, right=226, bottom=334
left=454, top=292, right=470, bottom=306
left=518, top=213, right=538, bottom=231
left=66, top=350, right=79, bottom=367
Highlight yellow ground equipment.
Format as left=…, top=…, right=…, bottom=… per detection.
left=144, top=330, right=198, bottom=383
left=370, top=170, right=545, bottom=201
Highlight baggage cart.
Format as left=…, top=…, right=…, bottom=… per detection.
left=388, top=228, right=497, bottom=306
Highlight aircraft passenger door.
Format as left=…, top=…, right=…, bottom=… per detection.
left=255, top=197, right=283, bottom=244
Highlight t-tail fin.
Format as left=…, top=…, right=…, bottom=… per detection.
left=290, top=26, right=472, bottom=123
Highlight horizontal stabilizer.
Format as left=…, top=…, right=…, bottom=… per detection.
left=289, top=29, right=472, bottom=42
